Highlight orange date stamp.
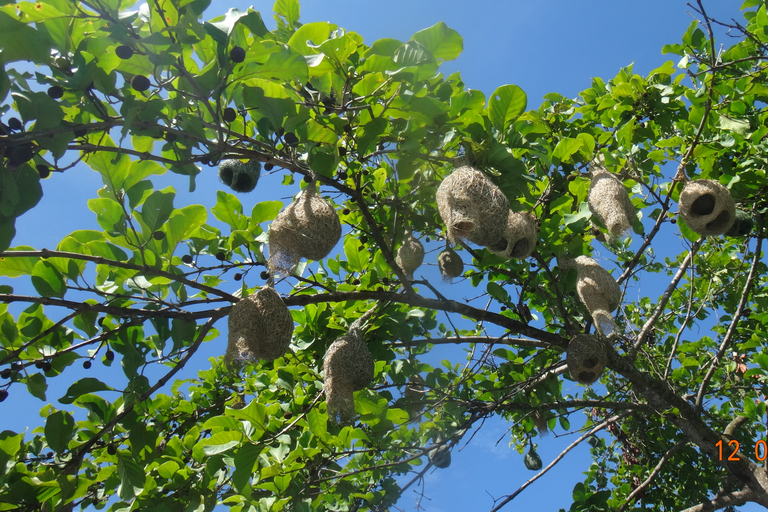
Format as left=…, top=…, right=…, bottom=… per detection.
left=716, top=439, right=768, bottom=461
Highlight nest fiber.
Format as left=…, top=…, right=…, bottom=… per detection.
left=268, top=184, right=342, bottom=275
left=566, top=334, right=607, bottom=385
left=218, top=160, right=261, bottom=193
left=588, top=162, right=634, bottom=238
left=323, top=328, right=374, bottom=425
left=436, top=166, right=509, bottom=246
left=430, top=445, right=451, bottom=469
left=488, top=211, right=538, bottom=259
left=438, top=248, right=464, bottom=281
left=678, top=179, right=735, bottom=236
left=574, top=256, right=621, bottom=338
left=404, top=374, right=426, bottom=422
left=396, top=231, right=424, bottom=279
left=225, top=286, right=294, bottom=366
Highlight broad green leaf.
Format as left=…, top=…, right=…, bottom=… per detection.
left=140, top=188, right=175, bottom=234
left=202, top=431, right=243, bottom=455
left=288, top=21, right=333, bottom=55
left=212, top=191, right=245, bottom=230
left=59, top=377, right=116, bottom=404
left=274, top=0, right=300, bottom=26
left=489, top=84, right=527, bottom=132
left=486, top=282, right=511, bottom=304
left=87, top=198, right=126, bottom=233
left=0, top=246, right=38, bottom=277
left=251, top=201, right=283, bottom=225
left=344, top=236, right=364, bottom=273
left=44, top=410, right=75, bottom=453
left=0, top=12, right=51, bottom=63
left=117, top=454, right=146, bottom=500
left=307, top=408, right=327, bottom=439
left=30, top=260, right=66, bottom=298
left=411, top=22, right=463, bottom=62
left=26, top=372, right=46, bottom=400
left=553, top=137, right=584, bottom=163
left=83, top=137, right=131, bottom=193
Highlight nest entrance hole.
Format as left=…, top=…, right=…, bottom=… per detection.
left=509, top=239, right=530, bottom=258
left=706, top=211, right=733, bottom=232
left=235, top=173, right=252, bottom=190
left=579, top=371, right=596, bottom=382
left=691, top=193, right=716, bottom=216
left=584, top=357, right=599, bottom=369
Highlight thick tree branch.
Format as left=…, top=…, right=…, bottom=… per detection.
left=677, top=487, right=754, bottom=512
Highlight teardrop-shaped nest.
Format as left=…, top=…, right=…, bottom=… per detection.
left=218, top=159, right=261, bottom=193
left=488, top=211, right=538, bottom=259
left=438, top=248, right=464, bottom=281
left=566, top=334, right=607, bottom=385
left=225, top=286, right=294, bottom=366
left=678, top=179, right=735, bottom=236
left=404, top=374, right=426, bottom=422
left=573, top=256, right=621, bottom=338
left=436, top=166, right=509, bottom=246
left=588, top=162, right=634, bottom=238
left=396, top=232, right=424, bottom=279
left=268, top=185, right=342, bottom=275
left=323, top=328, right=374, bottom=424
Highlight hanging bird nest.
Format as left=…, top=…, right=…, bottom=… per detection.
left=436, top=166, right=509, bottom=246
left=323, top=327, right=374, bottom=425
left=218, top=159, right=261, bottom=193
left=566, top=334, right=607, bottom=385
left=572, top=256, right=621, bottom=338
left=588, top=160, right=634, bottom=238
left=488, top=211, right=538, bottom=259
left=268, top=183, right=342, bottom=275
left=430, top=444, right=451, bottom=469
left=396, top=231, right=424, bottom=280
left=678, top=179, right=736, bottom=236
left=404, top=374, right=426, bottom=422
left=438, top=248, right=464, bottom=281
left=225, top=286, right=294, bottom=367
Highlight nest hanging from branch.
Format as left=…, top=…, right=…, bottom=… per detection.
left=566, top=334, right=607, bottom=385
left=488, top=211, right=538, bottom=259
left=225, top=286, right=294, bottom=366
left=396, top=231, right=424, bottom=280
left=218, top=159, right=262, bottom=193
left=404, top=374, right=426, bottom=422
left=323, top=327, right=374, bottom=425
left=268, top=183, right=342, bottom=276
left=572, top=256, right=621, bottom=338
left=678, top=179, right=735, bottom=236
left=588, top=159, right=634, bottom=238
left=436, top=166, right=509, bottom=247
left=438, top=248, right=464, bottom=281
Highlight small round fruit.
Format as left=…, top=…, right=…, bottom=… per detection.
left=115, top=45, right=134, bottom=59
left=339, top=147, right=347, bottom=157
left=0, top=390, right=7, bottom=402
left=83, top=360, right=92, bottom=369
left=152, top=231, right=165, bottom=241
left=0, top=369, right=11, bottom=379
left=342, top=208, right=350, bottom=215
left=107, top=444, right=117, bottom=455
left=283, top=132, right=299, bottom=146
left=36, top=165, right=51, bottom=179
left=223, top=107, right=237, bottom=123
left=215, top=252, right=226, bottom=261
left=7, top=118, right=22, bottom=131
left=165, top=132, right=177, bottom=143
left=47, top=86, right=64, bottom=99
left=130, top=75, right=151, bottom=92
left=303, top=175, right=312, bottom=183
left=42, top=361, right=52, bottom=372
left=105, top=350, right=115, bottom=362
left=229, top=46, right=246, bottom=63
left=233, top=273, right=242, bottom=281
left=260, top=270, right=269, bottom=280
left=264, top=163, right=274, bottom=171
left=337, top=171, right=348, bottom=180
left=181, top=254, right=193, bottom=264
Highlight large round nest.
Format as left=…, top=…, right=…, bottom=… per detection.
left=218, top=160, right=261, bottom=193
left=588, top=163, right=634, bottom=238
left=396, top=232, right=424, bottom=280
left=225, top=286, right=294, bottom=366
left=436, top=166, right=509, bottom=247
left=323, top=328, right=374, bottom=425
left=488, top=211, right=538, bottom=259
left=566, top=334, right=607, bottom=385
left=678, top=179, right=735, bottom=236
left=574, top=256, right=621, bottom=338
left=438, top=248, right=464, bottom=281
left=268, top=184, right=342, bottom=275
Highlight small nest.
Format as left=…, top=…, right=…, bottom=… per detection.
left=268, top=184, right=342, bottom=275
left=488, top=211, right=538, bottom=259
left=588, top=159, right=634, bottom=238
left=430, top=444, right=451, bottom=469
left=573, top=256, right=621, bottom=338
left=678, top=180, right=735, bottom=236
left=436, top=166, right=509, bottom=246
left=396, top=231, right=424, bottom=280
left=225, top=286, right=294, bottom=366
left=218, top=160, right=261, bottom=193
left=566, top=334, right=607, bottom=385
left=323, top=328, right=374, bottom=425
left=438, top=248, right=464, bottom=281
left=404, top=374, right=426, bottom=422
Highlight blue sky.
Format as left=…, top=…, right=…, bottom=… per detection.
left=2, top=1, right=758, bottom=511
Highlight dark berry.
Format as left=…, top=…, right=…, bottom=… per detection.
left=34, top=361, right=43, bottom=369
left=743, top=309, right=753, bottom=317
left=7, top=118, right=22, bottom=131
left=671, top=219, right=677, bottom=224
left=8, top=144, right=34, bottom=166
left=337, top=172, right=348, bottom=180
left=260, top=270, right=269, bottom=280
left=264, top=163, right=274, bottom=171
left=11, top=361, right=22, bottom=371
left=359, top=235, right=368, bottom=244
left=47, top=86, right=64, bottom=99
left=223, top=108, right=237, bottom=123
left=343, top=124, right=352, bottom=133
left=343, top=208, right=350, bottom=215
left=303, top=175, right=312, bottom=183
left=381, top=277, right=389, bottom=285
left=115, top=46, right=134, bottom=59
left=215, top=252, right=226, bottom=261
left=229, top=46, right=246, bottom=63
left=152, top=231, right=165, bottom=241
left=83, top=360, right=92, bottom=369
left=0, top=390, right=7, bottom=402
left=165, top=132, right=177, bottom=143
left=181, top=254, right=193, bottom=264
left=353, top=278, right=360, bottom=285
left=200, top=156, right=211, bottom=166
left=105, top=350, right=114, bottom=362
left=567, top=174, right=576, bottom=181
left=283, top=411, right=292, bottom=419
left=46, top=451, right=53, bottom=458
left=500, top=306, right=507, bottom=311
left=36, top=165, right=50, bottom=178
left=233, top=273, right=242, bottom=281
left=425, top=237, right=431, bottom=243
left=107, top=444, right=117, bottom=455
left=0, top=369, right=10, bottom=379
left=130, top=75, right=151, bottom=92
left=42, top=362, right=52, bottom=372
left=283, top=132, right=298, bottom=146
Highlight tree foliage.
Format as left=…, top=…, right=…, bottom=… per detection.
left=1, top=0, right=768, bottom=510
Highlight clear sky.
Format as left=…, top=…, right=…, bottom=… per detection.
left=3, top=1, right=757, bottom=511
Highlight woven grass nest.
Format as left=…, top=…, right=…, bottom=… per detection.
left=404, top=374, right=426, bottom=422
left=323, top=327, right=374, bottom=425
left=678, top=179, right=735, bottom=236
left=268, top=183, right=342, bottom=275
left=488, top=211, right=538, bottom=259
left=436, top=166, right=509, bottom=247
left=566, top=334, right=607, bottom=385
left=438, top=248, right=464, bottom=281
left=588, top=160, right=634, bottom=238
left=218, top=160, right=261, bottom=193
left=396, top=231, right=424, bottom=280
left=225, top=286, right=294, bottom=366
left=573, top=256, right=621, bottom=338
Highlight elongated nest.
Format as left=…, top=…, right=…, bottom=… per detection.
left=218, top=160, right=261, bottom=193
left=588, top=163, right=634, bottom=238
left=323, top=328, right=374, bottom=425
left=488, top=211, right=538, bottom=259
left=396, top=232, right=424, bottom=280
left=225, top=286, right=294, bottom=366
left=678, top=179, right=735, bottom=236
left=404, top=374, right=426, bottom=422
left=438, top=248, right=464, bottom=281
left=436, top=166, right=509, bottom=246
left=566, top=334, right=607, bottom=385
left=268, top=184, right=342, bottom=275
left=573, top=256, right=621, bottom=338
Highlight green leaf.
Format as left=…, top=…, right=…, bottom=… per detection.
left=306, top=408, right=327, bottom=439
left=30, top=260, right=66, bottom=298
left=553, top=137, right=584, bottom=164
left=251, top=201, right=283, bottom=225
left=227, top=400, right=268, bottom=435
left=26, top=372, right=46, bottom=400
left=117, top=454, right=146, bottom=500
left=212, top=191, right=245, bottom=230
left=486, top=282, right=511, bottom=304
left=44, top=410, right=75, bottom=453
left=488, top=84, right=527, bottom=132
left=203, top=431, right=244, bottom=455
left=140, top=188, right=175, bottom=234
left=0, top=247, right=38, bottom=277
left=0, top=12, right=51, bottom=63
left=87, top=198, right=126, bottom=233
left=411, top=22, right=463, bottom=62
left=344, top=236, right=364, bottom=273
left=274, top=0, right=300, bottom=26
left=676, top=216, right=701, bottom=243
left=59, top=377, right=116, bottom=404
